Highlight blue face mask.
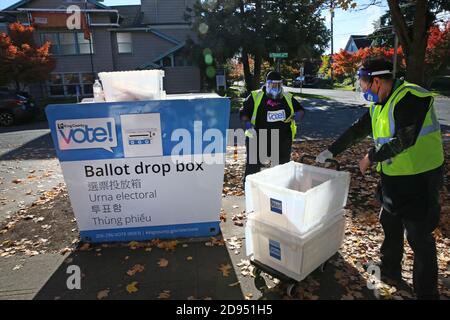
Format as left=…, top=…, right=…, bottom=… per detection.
left=360, top=78, right=381, bottom=103
left=362, top=89, right=380, bottom=103
left=266, top=80, right=283, bottom=99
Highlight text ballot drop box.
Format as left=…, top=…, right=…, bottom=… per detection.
left=46, top=95, right=230, bottom=243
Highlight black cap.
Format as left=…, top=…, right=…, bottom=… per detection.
left=360, top=57, right=393, bottom=79
left=266, top=71, right=282, bottom=81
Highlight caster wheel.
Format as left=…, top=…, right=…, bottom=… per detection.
left=320, top=261, right=328, bottom=273
left=286, top=283, right=297, bottom=298
left=252, top=267, right=262, bottom=278
left=254, top=275, right=267, bottom=292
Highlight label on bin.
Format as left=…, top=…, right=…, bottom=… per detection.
left=269, top=239, right=281, bottom=260
left=270, top=198, right=283, bottom=214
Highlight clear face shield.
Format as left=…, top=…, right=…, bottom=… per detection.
left=356, top=68, right=391, bottom=103
left=266, top=80, right=283, bottom=99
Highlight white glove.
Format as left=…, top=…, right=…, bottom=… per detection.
left=316, top=149, right=333, bottom=163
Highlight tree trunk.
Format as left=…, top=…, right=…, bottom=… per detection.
left=253, top=51, right=262, bottom=91
left=241, top=48, right=253, bottom=93
left=387, top=0, right=429, bottom=87
left=14, top=79, right=21, bottom=92
left=239, top=0, right=253, bottom=93
left=405, top=46, right=426, bottom=86
left=251, top=0, right=263, bottom=91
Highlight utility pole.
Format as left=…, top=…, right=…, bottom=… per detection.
left=330, top=0, right=334, bottom=83
left=393, top=28, right=399, bottom=78
left=84, top=0, right=95, bottom=79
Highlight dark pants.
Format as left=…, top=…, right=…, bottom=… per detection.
left=243, top=135, right=292, bottom=183
left=377, top=165, right=444, bottom=299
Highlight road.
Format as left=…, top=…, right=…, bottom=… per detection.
left=285, top=86, right=450, bottom=130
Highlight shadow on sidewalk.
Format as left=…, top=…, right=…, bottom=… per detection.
left=34, top=239, right=244, bottom=300
left=0, top=132, right=56, bottom=161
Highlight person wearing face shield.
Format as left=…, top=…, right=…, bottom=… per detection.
left=316, top=57, right=444, bottom=299
left=240, top=71, right=305, bottom=181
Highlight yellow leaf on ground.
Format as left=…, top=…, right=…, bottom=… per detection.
left=126, top=282, right=138, bottom=294
left=128, top=241, right=140, bottom=250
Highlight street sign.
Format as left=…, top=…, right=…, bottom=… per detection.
left=269, top=52, right=288, bottom=58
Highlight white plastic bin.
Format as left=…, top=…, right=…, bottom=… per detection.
left=245, top=211, right=346, bottom=282
left=98, top=70, right=166, bottom=102
left=245, top=161, right=350, bottom=234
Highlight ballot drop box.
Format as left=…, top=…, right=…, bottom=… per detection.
left=46, top=95, right=230, bottom=242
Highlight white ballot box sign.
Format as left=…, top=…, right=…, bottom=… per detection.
left=46, top=97, right=230, bottom=243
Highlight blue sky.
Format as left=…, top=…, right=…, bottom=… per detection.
left=1, top=0, right=388, bottom=53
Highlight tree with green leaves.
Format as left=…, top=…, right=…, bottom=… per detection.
left=187, top=0, right=330, bottom=92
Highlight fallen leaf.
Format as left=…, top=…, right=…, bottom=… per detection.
left=79, top=243, right=90, bottom=251
left=60, top=247, right=72, bottom=255
left=218, top=263, right=232, bottom=277
left=127, top=264, right=145, bottom=276
left=126, top=282, right=139, bottom=294
left=157, top=240, right=178, bottom=251
left=128, top=241, right=140, bottom=250
left=97, top=289, right=110, bottom=300
left=157, top=290, right=171, bottom=299
left=158, top=258, right=169, bottom=268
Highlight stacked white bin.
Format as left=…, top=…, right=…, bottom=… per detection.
left=98, top=70, right=166, bottom=102
left=245, top=161, right=351, bottom=281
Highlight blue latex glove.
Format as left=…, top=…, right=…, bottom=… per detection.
left=294, top=112, right=301, bottom=122
left=245, top=122, right=252, bottom=130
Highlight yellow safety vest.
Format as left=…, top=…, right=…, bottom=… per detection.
left=369, top=81, right=444, bottom=176
left=245, top=90, right=297, bottom=140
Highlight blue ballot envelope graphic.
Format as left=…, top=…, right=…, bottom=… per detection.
left=127, top=131, right=153, bottom=145
left=46, top=98, right=230, bottom=242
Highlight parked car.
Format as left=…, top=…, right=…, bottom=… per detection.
left=292, top=75, right=320, bottom=88
left=0, top=89, right=36, bottom=126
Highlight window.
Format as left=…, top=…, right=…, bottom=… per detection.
left=41, top=32, right=94, bottom=55
left=158, top=49, right=193, bottom=68
left=59, top=33, right=77, bottom=55
left=47, top=72, right=94, bottom=97
left=0, top=23, right=8, bottom=34
left=116, top=32, right=132, bottom=54
left=42, top=33, right=59, bottom=55
left=174, top=50, right=193, bottom=67
left=77, top=33, right=94, bottom=54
